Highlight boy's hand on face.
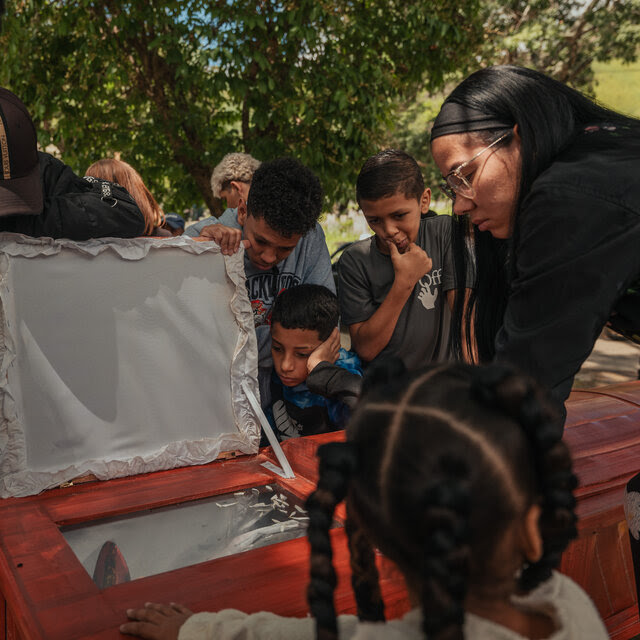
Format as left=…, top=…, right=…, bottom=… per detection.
left=307, top=327, right=341, bottom=373
left=388, top=241, right=432, bottom=289
left=198, top=224, right=249, bottom=255
left=120, top=602, right=192, bottom=639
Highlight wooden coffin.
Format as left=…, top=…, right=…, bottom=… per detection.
left=561, top=381, right=640, bottom=640
left=2, top=382, right=640, bottom=639
left=0, top=433, right=409, bottom=640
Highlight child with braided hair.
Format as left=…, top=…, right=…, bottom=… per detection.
left=121, top=362, right=607, bottom=640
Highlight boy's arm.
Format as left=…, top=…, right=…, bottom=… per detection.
left=196, top=223, right=244, bottom=255
left=183, top=217, right=216, bottom=238
left=347, top=242, right=431, bottom=363
left=305, top=328, right=361, bottom=410
left=306, top=362, right=362, bottom=411
left=306, top=327, right=341, bottom=371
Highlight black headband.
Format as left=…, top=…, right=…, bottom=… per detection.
left=430, top=101, right=512, bottom=141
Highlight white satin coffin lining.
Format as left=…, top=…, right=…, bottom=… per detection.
left=0, top=234, right=260, bottom=497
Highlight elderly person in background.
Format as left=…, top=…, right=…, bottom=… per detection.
left=184, top=152, right=260, bottom=238
left=212, top=152, right=261, bottom=209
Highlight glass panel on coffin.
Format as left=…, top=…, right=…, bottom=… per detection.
left=61, top=484, right=313, bottom=588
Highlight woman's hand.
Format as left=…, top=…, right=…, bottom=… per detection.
left=307, top=327, right=341, bottom=373
left=120, top=602, right=193, bottom=640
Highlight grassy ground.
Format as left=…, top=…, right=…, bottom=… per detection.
left=593, top=59, right=640, bottom=117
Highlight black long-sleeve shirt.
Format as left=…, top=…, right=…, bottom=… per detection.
left=494, top=124, right=640, bottom=411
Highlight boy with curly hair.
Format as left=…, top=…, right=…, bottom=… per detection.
left=195, top=157, right=334, bottom=409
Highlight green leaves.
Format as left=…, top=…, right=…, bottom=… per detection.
left=0, top=0, right=483, bottom=211
left=388, top=0, right=639, bottom=202
left=477, top=0, right=640, bottom=91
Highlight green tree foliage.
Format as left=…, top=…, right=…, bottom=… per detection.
left=0, top=1, right=483, bottom=213
left=389, top=0, right=640, bottom=198
left=480, top=0, right=640, bottom=91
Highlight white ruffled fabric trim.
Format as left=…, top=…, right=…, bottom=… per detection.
left=0, top=234, right=260, bottom=497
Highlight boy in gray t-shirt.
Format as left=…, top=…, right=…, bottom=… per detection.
left=338, top=150, right=471, bottom=370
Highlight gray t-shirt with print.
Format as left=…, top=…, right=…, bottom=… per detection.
left=338, top=213, right=458, bottom=370
left=194, top=208, right=335, bottom=408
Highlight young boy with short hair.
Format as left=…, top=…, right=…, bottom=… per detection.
left=268, top=284, right=361, bottom=441
left=337, top=149, right=472, bottom=369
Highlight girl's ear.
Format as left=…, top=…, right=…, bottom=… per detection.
left=419, top=188, right=431, bottom=214
left=520, top=503, right=543, bottom=564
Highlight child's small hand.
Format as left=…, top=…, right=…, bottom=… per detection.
left=197, top=224, right=246, bottom=255
left=388, top=241, right=432, bottom=288
left=307, top=327, right=341, bottom=373
left=120, top=602, right=193, bottom=639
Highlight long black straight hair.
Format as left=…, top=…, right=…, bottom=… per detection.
left=438, top=65, right=640, bottom=362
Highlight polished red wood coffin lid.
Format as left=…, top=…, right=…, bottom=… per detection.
left=1, top=381, right=640, bottom=639
left=561, top=382, right=640, bottom=639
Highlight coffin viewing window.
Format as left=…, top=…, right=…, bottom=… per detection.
left=0, top=235, right=260, bottom=497
left=62, top=484, right=310, bottom=588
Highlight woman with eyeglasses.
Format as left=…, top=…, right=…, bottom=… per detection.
left=430, top=65, right=640, bottom=427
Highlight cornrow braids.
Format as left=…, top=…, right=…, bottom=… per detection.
left=345, top=512, right=384, bottom=622
left=470, top=363, right=578, bottom=591
left=358, top=371, right=475, bottom=640
left=306, top=442, right=358, bottom=640
left=419, top=474, right=471, bottom=640
left=306, top=361, right=576, bottom=639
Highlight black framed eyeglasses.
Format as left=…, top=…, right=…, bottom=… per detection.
left=438, top=132, right=511, bottom=201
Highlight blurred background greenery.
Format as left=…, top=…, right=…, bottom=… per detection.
left=323, top=55, right=640, bottom=254
left=0, top=0, right=638, bottom=251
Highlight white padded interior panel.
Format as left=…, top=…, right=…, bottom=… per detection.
left=0, top=235, right=260, bottom=497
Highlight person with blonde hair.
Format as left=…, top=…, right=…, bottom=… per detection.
left=85, top=158, right=166, bottom=236
left=211, top=152, right=261, bottom=207
left=184, top=152, right=260, bottom=238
